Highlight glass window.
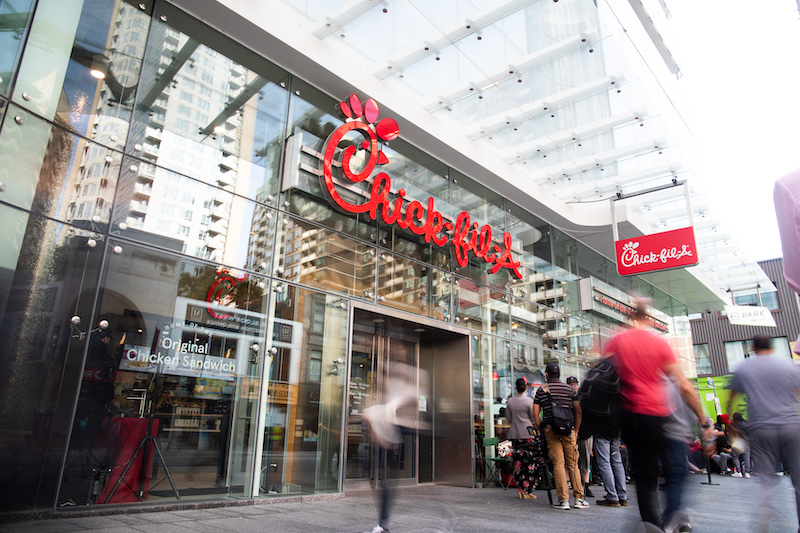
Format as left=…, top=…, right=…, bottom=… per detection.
left=110, top=156, right=276, bottom=272
left=761, top=290, right=779, bottom=311
left=693, top=343, right=712, bottom=375
left=61, top=240, right=270, bottom=504
left=724, top=341, right=748, bottom=374
left=772, top=337, right=791, bottom=360
left=377, top=252, right=451, bottom=321
left=125, top=3, right=289, bottom=206
left=15, top=1, right=147, bottom=147
left=0, top=205, right=104, bottom=509
left=282, top=80, right=376, bottom=244
left=0, top=102, right=118, bottom=231
left=260, top=285, right=347, bottom=495
left=0, top=0, right=36, bottom=96
left=276, top=214, right=375, bottom=299
left=454, top=277, right=510, bottom=336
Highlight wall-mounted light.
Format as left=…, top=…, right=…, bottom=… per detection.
left=70, top=316, right=109, bottom=340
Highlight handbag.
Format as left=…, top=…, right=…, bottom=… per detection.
left=498, top=439, right=513, bottom=457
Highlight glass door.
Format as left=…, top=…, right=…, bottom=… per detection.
left=345, top=313, right=418, bottom=487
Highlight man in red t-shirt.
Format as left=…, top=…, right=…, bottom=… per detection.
left=605, top=298, right=710, bottom=532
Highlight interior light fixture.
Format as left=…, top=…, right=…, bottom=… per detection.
left=89, top=55, right=108, bottom=80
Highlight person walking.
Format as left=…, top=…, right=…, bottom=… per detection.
left=533, top=362, right=588, bottom=510
left=728, top=334, right=800, bottom=531
left=362, top=362, right=424, bottom=533
left=506, top=377, right=537, bottom=500
left=604, top=297, right=710, bottom=531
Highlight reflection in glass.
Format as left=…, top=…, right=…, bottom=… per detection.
left=275, top=214, right=376, bottom=298
left=260, top=285, right=347, bottom=494
left=377, top=252, right=450, bottom=320
left=0, top=206, right=103, bottom=509
left=0, top=102, right=117, bottom=233
left=61, top=240, right=269, bottom=503
left=0, top=0, right=36, bottom=96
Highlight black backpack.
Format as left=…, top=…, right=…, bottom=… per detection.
left=542, top=384, right=575, bottom=435
left=577, top=357, right=622, bottom=440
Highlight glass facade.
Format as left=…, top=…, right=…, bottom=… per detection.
left=0, top=0, right=696, bottom=512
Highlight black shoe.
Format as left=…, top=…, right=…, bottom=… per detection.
left=585, top=487, right=595, bottom=498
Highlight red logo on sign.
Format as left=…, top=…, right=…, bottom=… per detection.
left=206, top=268, right=248, bottom=319
left=320, top=94, right=522, bottom=279
left=615, top=227, right=699, bottom=276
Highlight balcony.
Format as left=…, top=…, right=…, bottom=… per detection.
left=141, top=143, right=160, bottom=160
left=206, top=235, right=226, bottom=250
left=210, top=204, right=228, bottom=219
left=138, top=164, right=156, bottom=181
left=219, top=154, right=238, bottom=171
left=207, top=220, right=227, bottom=235
left=129, top=200, right=148, bottom=214
left=145, top=127, right=163, bottom=142
left=133, top=183, right=152, bottom=196
left=125, top=216, right=145, bottom=229
left=217, top=169, right=236, bottom=187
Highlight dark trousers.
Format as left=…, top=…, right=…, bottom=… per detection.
left=378, top=446, right=393, bottom=528
left=622, top=411, right=684, bottom=527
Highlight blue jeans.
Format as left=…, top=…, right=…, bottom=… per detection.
left=594, top=437, right=627, bottom=501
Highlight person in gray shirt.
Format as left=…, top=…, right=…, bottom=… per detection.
left=728, top=334, right=800, bottom=532
left=506, top=378, right=537, bottom=500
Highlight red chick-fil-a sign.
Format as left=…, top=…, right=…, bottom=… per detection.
left=318, top=94, right=522, bottom=279
left=615, top=226, right=699, bottom=276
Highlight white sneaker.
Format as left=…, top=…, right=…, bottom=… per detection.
left=574, top=498, right=590, bottom=508
left=744, top=473, right=751, bottom=478
left=370, top=526, right=388, bottom=533
left=553, top=500, right=570, bottom=510
left=731, top=472, right=742, bottom=478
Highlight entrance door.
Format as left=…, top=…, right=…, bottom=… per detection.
left=345, top=312, right=419, bottom=488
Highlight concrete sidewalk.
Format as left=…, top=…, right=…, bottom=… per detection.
left=1, top=473, right=796, bottom=533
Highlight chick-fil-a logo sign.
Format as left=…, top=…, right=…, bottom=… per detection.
left=319, top=94, right=522, bottom=279
left=206, top=268, right=248, bottom=319
left=615, top=227, right=699, bottom=276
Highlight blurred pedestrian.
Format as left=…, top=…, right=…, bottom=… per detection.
left=728, top=334, right=800, bottom=530
left=362, top=361, right=426, bottom=533
left=604, top=297, right=711, bottom=532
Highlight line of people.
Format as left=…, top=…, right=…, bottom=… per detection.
left=503, top=305, right=800, bottom=533
left=504, top=298, right=711, bottom=533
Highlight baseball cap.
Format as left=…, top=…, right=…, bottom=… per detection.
left=545, top=362, right=560, bottom=376
left=566, top=376, right=578, bottom=384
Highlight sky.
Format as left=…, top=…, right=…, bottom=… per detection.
left=657, top=0, right=800, bottom=262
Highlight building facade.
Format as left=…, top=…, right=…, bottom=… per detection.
left=0, top=0, right=761, bottom=514
left=691, top=258, right=800, bottom=414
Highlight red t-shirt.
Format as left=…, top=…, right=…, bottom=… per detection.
left=605, top=328, right=677, bottom=417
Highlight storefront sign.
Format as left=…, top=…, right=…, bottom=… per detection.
left=206, top=268, right=249, bottom=319
left=615, top=227, right=698, bottom=276
left=319, top=94, right=522, bottom=279
left=724, top=305, right=777, bottom=328
left=594, top=292, right=669, bottom=333
left=119, top=343, right=237, bottom=380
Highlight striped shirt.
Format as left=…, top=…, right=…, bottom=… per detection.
left=533, top=379, right=577, bottom=422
